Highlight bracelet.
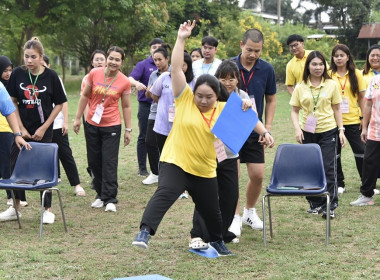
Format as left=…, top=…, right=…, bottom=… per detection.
left=125, top=128, right=132, bottom=132
left=338, top=127, right=345, bottom=131
left=262, top=131, right=271, bottom=137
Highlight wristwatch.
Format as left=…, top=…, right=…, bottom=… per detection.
left=14, top=132, right=22, bottom=137
left=125, top=128, right=132, bottom=132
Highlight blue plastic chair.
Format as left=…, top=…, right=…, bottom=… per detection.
left=262, top=143, right=331, bottom=246
left=0, top=142, right=67, bottom=237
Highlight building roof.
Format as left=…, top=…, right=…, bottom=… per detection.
left=358, top=23, right=380, bottom=39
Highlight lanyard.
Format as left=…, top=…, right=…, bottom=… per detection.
left=200, top=106, right=217, bottom=128
left=310, top=87, right=322, bottom=113
left=28, top=67, right=41, bottom=99
left=202, top=60, right=214, bottom=74
left=337, top=75, right=348, bottom=95
left=103, top=68, right=118, bottom=103
left=240, top=70, right=254, bottom=92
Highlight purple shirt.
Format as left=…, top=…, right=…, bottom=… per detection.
left=129, top=56, right=157, bottom=103
left=152, top=73, right=195, bottom=136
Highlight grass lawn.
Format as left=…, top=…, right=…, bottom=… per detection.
left=1, top=76, right=379, bottom=280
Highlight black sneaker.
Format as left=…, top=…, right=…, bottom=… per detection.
left=307, top=206, right=323, bottom=215
left=132, top=229, right=150, bottom=249
left=322, top=210, right=336, bottom=219
left=209, top=240, right=233, bottom=257
left=138, top=169, right=149, bottom=177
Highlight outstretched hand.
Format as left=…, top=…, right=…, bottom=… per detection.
left=177, top=20, right=196, bottom=40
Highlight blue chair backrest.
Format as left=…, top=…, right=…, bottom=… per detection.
left=270, top=143, right=326, bottom=189
left=10, top=142, right=58, bottom=184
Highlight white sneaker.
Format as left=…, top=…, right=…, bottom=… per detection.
left=350, top=195, right=374, bottom=206
left=242, top=208, right=263, bottom=230
left=142, top=173, right=158, bottom=185
left=42, top=210, right=55, bottom=224
left=7, top=199, right=13, bottom=206
left=179, top=191, right=189, bottom=199
left=374, top=189, right=380, bottom=195
left=338, top=187, right=345, bottom=194
left=20, top=201, right=28, bottom=207
left=105, top=203, right=116, bottom=212
left=91, top=198, right=104, bottom=208
left=0, top=206, right=20, bottom=221
left=228, top=215, right=242, bottom=237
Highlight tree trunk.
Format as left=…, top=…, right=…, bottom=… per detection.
left=60, top=53, right=66, bottom=84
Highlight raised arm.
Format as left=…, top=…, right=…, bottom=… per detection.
left=171, top=20, right=196, bottom=97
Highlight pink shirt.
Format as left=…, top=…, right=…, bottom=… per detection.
left=365, top=75, right=380, bottom=141
left=86, top=67, right=131, bottom=127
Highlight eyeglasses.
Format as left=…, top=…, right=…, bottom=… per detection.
left=219, top=78, right=237, bottom=84
left=289, top=42, right=300, bottom=49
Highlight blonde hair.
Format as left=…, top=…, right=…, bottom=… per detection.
left=24, top=37, right=44, bottom=56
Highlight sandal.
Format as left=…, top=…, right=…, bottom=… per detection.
left=75, top=185, right=86, bottom=197
left=189, top=237, right=209, bottom=250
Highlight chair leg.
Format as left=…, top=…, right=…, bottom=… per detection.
left=326, top=193, right=330, bottom=246
left=268, top=196, right=273, bottom=238
left=40, top=190, right=48, bottom=238
left=51, top=188, right=68, bottom=233
left=10, top=190, right=22, bottom=229
left=262, top=195, right=267, bottom=246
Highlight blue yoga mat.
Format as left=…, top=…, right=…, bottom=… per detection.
left=189, top=247, right=219, bottom=258
left=114, top=274, right=172, bottom=280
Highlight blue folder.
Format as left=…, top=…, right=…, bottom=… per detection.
left=211, top=92, right=258, bottom=154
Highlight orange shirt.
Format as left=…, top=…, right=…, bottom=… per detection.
left=86, top=67, right=131, bottom=127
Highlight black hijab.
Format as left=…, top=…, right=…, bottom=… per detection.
left=0, top=55, right=13, bottom=87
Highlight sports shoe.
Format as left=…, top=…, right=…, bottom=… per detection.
left=209, top=240, right=233, bottom=257
left=132, top=229, right=150, bottom=249
left=138, top=169, right=149, bottom=177
left=178, top=191, right=189, bottom=199
left=350, top=195, right=374, bottom=206
left=105, top=203, right=116, bottom=212
left=91, top=198, right=104, bottom=208
left=307, top=206, right=323, bottom=215
left=231, top=237, right=240, bottom=244
left=374, top=189, right=380, bottom=195
left=228, top=215, right=242, bottom=237
left=142, top=173, right=158, bottom=185
left=20, top=201, right=28, bottom=207
left=0, top=206, right=20, bottom=221
left=7, top=199, right=13, bottom=206
left=242, top=208, right=263, bottom=230
left=338, top=187, right=345, bottom=194
left=322, top=209, right=336, bottom=219
left=42, top=210, right=55, bottom=224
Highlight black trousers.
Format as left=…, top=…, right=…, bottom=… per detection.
left=137, top=102, right=151, bottom=172
left=52, top=129, right=80, bottom=186
left=10, top=134, right=53, bottom=207
left=85, top=123, right=121, bottom=205
left=0, top=132, right=13, bottom=200
left=190, top=158, right=239, bottom=243
left=303, top=128, right=339, bottom=210
left=145, top=119, right=160, bottom=175
left=140, top=162, right=223, bottom=242
left=336, top=124, right=365, bottom=188
left=361, top=140, right=380, bottom=197
left=156, top=132, right=168, bottom=155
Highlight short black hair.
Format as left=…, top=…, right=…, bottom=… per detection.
left=43, top=54, right=50, bottom=66
left=242, top=29, right=264, bottom=45
left=202, top=36, right=218, bottom=48
left=149, top=38, right=164, bottom=46
left=287, top=34, right=304, bottom=45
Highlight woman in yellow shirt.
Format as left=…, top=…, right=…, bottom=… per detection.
left=290, top=51, right=346, bottom=219
left=362, top=44, right=380, bottom=88
left=328, top=44, right=366, bottom=195
left=133, top=21, right=272, bottom=256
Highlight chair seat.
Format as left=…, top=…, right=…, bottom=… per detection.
left=0, top=179, right=57, bottom=190
left=266, top=184, right=326, bottom=195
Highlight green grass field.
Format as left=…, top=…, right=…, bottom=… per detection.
left=1, top=77, right=379, bottom=280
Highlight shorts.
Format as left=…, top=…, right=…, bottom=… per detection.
left=239, top=137, right=265, bottom=164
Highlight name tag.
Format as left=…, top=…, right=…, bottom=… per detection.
left=168, top=104, right=175, bottom=122
left=304, top=114, right=318, bottom=133
left=91, top=104, right=104, bottom=124
left=341, top=97, right=349, bottom=114
left=214, top=138, right=227, bottom=163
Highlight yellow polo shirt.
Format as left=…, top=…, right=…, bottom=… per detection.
left=328, top=69, right=366, bottom=125
left=363, top=69, right=376, bottom=89
left=285, top=50, right=312, bottom=86
left=160, top=85, right=226, bottom=178
left=0, top=113, right=12, bottom=133
left=290, top=78, right=342, bottom=133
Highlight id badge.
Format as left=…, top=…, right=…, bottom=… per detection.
left=91, top=104, right=104, bottom=124
left=304, top=114, right=318, bottom=133
left=168, top=104, right=175, bottom=122
left=37, top=103, right=44, bottom=123
left=340, top=97, right=349, bottom=113
left=214, top=138, right=227, bottom=163
left=250, top=97, right=257, bottom=113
